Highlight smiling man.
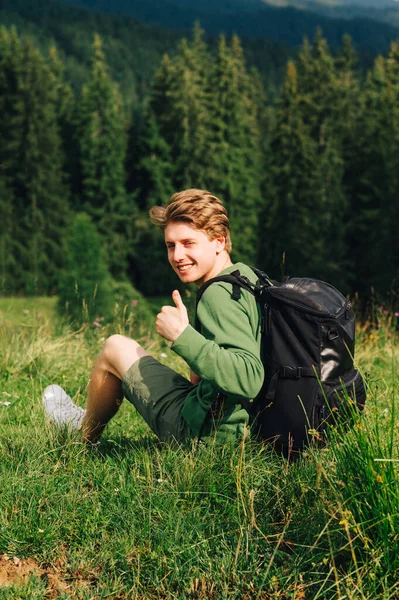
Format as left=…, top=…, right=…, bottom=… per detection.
left=43, top=189, right=264, bottom=444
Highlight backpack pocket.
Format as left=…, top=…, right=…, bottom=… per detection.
left=317, top=369, right=366, bottom=434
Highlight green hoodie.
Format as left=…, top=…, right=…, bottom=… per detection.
left=171, top=263, right=263, bottom=440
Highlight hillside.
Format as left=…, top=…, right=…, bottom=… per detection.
left=58, top=0, right=399, bottom=53
left=0, top=0, right=291, bottom=105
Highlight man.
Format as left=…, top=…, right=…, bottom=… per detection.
left=43, top=189, right=264, bottom=444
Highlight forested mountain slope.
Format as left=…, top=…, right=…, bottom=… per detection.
left=0, top=0, right=290, bottom=104
left=2, top=0, right=399, bottom=302
left=59, top=0, right=399, bottom=53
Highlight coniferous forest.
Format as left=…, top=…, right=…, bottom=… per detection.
left=1, top=2, right=399, bottom=312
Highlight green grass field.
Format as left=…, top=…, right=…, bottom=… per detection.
left=0, top=297, right=398, bottom=599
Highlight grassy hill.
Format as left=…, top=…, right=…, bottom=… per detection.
left=0, top=296, right=398, bottom=597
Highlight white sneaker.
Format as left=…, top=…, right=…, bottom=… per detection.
left=42, top=384, right=86, bottom=430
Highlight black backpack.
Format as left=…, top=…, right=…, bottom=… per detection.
left=196, top=268, right=367, bottom=453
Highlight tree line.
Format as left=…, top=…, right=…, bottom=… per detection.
left=0, top=24, right=398, bottom=310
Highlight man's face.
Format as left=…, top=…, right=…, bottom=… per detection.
left=165, top=221, right=225, bottom=287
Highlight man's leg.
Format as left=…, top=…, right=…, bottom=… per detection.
left=83, top=334, right=149, bottom=443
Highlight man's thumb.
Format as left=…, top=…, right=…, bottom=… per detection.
left=172, top=290, right=184, bottom=309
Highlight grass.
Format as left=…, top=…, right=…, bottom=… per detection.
left=0, top=297, right=398, bottom=598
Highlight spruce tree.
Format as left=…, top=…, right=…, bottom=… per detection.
left=346, top=48, right=399, bottom=301
left=261, top=61, right=323, bottom=279
left=148, top=23, right=212, bottom=190
left=284, top=31, right=354, bottom=288
left=0, top=27, right=69, bottom=294
left=48, top=45, right=79, bottom=205
left=58, top=212, right=113, bottom=325
left=78, top=34, right=130, bottom=280
left=206, top=34, right=265, bottom=264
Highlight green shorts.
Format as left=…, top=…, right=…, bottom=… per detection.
left=121, top=356, right=194, bottom=443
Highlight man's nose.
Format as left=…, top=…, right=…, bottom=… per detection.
left=173, top=245, right=185, bottom=261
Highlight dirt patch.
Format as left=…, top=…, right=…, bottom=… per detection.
left=0, top=554, right=93, bottom=597
left=0, top=554, right=43, bottom=587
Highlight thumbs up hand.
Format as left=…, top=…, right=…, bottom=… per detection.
left=156, top=290, right=189, bottom=342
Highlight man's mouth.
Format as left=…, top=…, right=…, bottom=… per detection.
left=177, top=263, right=194, bottom=273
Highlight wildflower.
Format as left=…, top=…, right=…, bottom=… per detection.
left=37, top=313, right=43, bottom=319
left=395, top=312, right=399, bottom=318
left=160, top=352, right=167, bottom=358
left=340, top=509, right=352, bottom=525
left=93, top=321, right=102, bottom=328
left=376, top=475, right=383, bottom=483
left=383, top=310, right=388, bottom=315
left=131, top=299, right=138, bottom=307
left=388, top=333, right=392, bottom=339
left=23, top=309, right=29, bottom=314
left=2, top=392, right=11, bottom=398
left=97, top=317, right=105, bottom=322
left=0, top=402, right=11, bottom=407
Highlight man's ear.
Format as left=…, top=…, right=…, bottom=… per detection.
left=215, top=236, right=226, bottom=254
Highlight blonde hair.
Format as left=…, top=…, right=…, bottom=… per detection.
left=149, top=189, right=232, bottom=253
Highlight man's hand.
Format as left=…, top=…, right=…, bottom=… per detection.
left=156, top=290, right=189, bottom=343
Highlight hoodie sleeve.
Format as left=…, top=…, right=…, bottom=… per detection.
left=171, top=282, right=263, bottom=400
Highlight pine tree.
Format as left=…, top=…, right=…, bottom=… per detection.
left=206, top=34, right=265, bottom=264
left=262, top=61, right=323, bottom=279
left=346, top=47, right=399, bottom=302
left=147, top=23, right=212, bottom=190
left=58, top=212, right=114, bottom=325
left=282, top=31, right=354, bottom=288
left=0, top=27, right=69, bottom=294
left=296, top=29, right=338, bottom=141
left=78, top=34, right=130, bottom=280
left=48, top=44, right=79, bottom=205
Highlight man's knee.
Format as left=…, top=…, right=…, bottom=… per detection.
left=102, top=334, right=135, bottom=363
left=101, top=334, right=148, bottom=379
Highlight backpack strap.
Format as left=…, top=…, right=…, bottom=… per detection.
left=195, top=270, right=256, bottom=330
left=265, top=365, right=318, bottom=402
left=250, top=267, right=274, bottom=288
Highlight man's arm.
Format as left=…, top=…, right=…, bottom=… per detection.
left=171, top=284, right=263, bottom=400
